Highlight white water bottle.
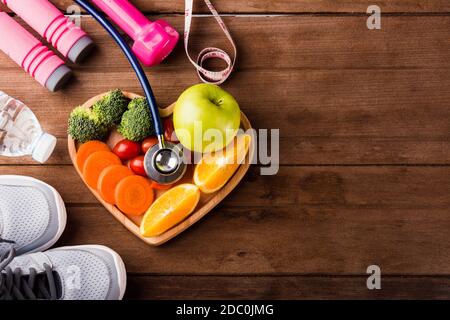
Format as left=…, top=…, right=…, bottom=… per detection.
left=0, top=91, right=56, bottom=163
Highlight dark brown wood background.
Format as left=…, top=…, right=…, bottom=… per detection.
left=1, top=0, right=450, bottom=299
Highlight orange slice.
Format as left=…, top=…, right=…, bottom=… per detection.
left=140, top=184, right=200, bottom=237
left=194, top=134, right=252, bottom=194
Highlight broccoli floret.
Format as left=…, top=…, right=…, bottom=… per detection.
left=68, top=107, right=108, bottom=143
left=92, top=89, right=128, bottom=127
left=117, top=97, right=155, bottom=141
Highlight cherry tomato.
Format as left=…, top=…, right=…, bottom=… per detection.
left=150, top=180, right=172, bottom=190
left=113, top=139, right=141, bottom=161
left=141, top=136, right=159, bottom=154
left=129, top=155, right=147, bottom=176
left=164, top=118, right=179, bottom=143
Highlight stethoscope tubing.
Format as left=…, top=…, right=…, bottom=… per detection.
left=74, top=0, right=164, bottom=137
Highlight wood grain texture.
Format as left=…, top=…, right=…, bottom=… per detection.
left=3, top=0, right=450, bottom=14
left=1, top=3, right=449, bottom=299
left=5, top=16, right=450, bottom=71
left=125, top=276, right=450, bottom=300
left=56, top=203, right=450, bottom=275
left=1, top=16, right=450, bottom=165
left=3, top=136, right=450, bottom=166
left=2, top=165, right=437, bottom=275
left=2, top=166, right=449, bottom=208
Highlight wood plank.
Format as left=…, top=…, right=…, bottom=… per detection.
left=57, top=205, right=450, bottom=274
left=125, top=275, right=450, bottom=299
left=2, top=67, right=450, bottom=165
left=5, top=16, right=450, bottom=71
left=3, top=68, right=450, bottom=141
left=4, top=1, right=450, bottom=14
left=5, top=136, right=450, bottom=166
left=3, top=161, right=449, bottom=282
left=2, top=16, right=450, bottom=165
left=3, top=137, right=450, bottom=166
left=6, top=165, right=440, bottom=274
left=3, top=15, right=450, bottom=73
left=2, top=166, right=450, bottom=207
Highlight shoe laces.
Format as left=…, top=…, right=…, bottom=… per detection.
left=0, top=238, right=58, bottom=300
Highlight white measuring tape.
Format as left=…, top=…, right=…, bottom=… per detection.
left=184, top=0, right=237, bottom=85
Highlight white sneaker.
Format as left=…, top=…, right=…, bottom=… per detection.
left=0, top=175, right=66, bottom=255
left=1, top=245, right=127, bottom=300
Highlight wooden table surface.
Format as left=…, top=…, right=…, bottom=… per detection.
left=1, top=0, right=450, bottom=299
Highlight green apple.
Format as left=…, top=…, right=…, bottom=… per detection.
left=174, top=84, right=241, bottom=153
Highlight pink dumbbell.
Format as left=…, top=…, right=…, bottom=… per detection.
left=0, top=11, right=72, bottom=91
left=91, top=0, right=179, bottom=67
left=1, top=0, right=94, bottom=64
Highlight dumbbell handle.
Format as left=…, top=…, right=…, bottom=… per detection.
left=91, top=0, right=151, bottom=40
left=0, top=11, right=68, bottom=90
left=1, top=0, right=91, bottom=62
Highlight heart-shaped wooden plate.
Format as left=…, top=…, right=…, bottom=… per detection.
left=68, top=92, right=254, bottom=246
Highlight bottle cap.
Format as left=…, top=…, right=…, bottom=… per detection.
left=32, top=133, right=57, bottom=163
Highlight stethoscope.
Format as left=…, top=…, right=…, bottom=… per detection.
left=75, top=0, right=187, bottom=185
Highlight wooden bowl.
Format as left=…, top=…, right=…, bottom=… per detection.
left=68, top=92, right=254, bottom=246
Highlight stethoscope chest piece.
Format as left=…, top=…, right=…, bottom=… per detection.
left=144, top=141, right=187, bottom=185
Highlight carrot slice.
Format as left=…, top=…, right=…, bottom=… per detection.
left=76, top=141, right=110, bottom=173
left=97, top=165, right=134, bottom=204
left=115, top=175, right=154, bottom=216
left=83, top=151, right=122, bottom=189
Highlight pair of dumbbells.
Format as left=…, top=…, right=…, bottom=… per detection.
left=0, top=0, right=178, bottom=92
left=0, top=0, right=94, bottom=91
